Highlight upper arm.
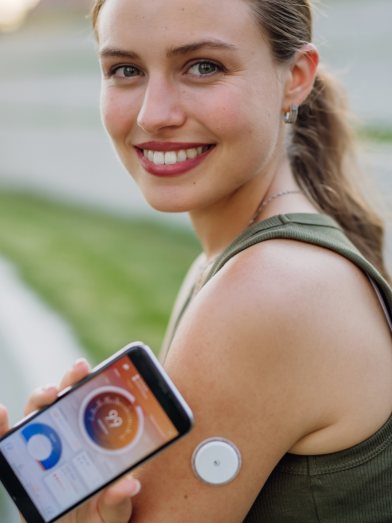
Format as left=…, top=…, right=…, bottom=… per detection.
left=129, top=240, right=364, bottom=523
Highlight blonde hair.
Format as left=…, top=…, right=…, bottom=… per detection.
left=90, top=0, right=389, bottom=281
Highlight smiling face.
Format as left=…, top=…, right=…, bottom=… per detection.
left=98, top=0, right=288, bottom=214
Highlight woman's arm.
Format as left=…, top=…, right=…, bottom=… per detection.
left=128, top=241, right=341, bottom=523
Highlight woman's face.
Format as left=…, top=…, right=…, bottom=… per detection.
left=98, top=0, right=287, bottom=213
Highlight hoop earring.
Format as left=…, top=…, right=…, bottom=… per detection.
left=284, top=104, right=298, bottom=124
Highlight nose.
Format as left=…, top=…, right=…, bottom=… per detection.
left=137, top=76, right=186, bottom=134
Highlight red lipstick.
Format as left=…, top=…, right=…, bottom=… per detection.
left=134, top=143, right=215, bottom=177
left=136, top=141, right=209, bottom=152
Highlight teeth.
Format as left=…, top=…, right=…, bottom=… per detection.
left=164, top=152, right=177, bottom=165
left=186, top=148, right=197, bottom=159
left=153, top=151, right=165, bottom=165
left=142, top=146, right=210, bottom=165
left=177, top=150, right=187, bottom=162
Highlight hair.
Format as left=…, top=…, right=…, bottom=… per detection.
left=90, top=0, right=389, bottom=282
left=91, top=0, right=105, bottom=36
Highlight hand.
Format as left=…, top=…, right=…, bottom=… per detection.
left=0, top=359, right=141, bottom=523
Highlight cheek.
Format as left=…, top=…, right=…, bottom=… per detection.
left=100, top=86, right=139, bottom=143
left=185, top=78, right=283, bottom=194
left=187, top=81, right=281, bottom=151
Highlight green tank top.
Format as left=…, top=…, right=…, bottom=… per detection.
left=162, top=213, right=392, bottom=522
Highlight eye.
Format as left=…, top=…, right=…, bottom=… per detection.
left=188, top=62, right=219, bottom=76
left=114, top=66, right=142, bottom=78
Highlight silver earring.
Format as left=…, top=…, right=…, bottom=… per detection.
left=284, top=104, right=298, bottom=124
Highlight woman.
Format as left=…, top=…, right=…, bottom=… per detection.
left=2, top=0, right=392, bottom=521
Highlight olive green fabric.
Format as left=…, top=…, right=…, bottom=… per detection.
left=169, top=213, right=392, bottom=521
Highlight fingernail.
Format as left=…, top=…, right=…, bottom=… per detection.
left=73, top=358, right=87, bottom=368
left=43, top=384, right=57, bottom=392
left=129, top=478, right=141, bottom=496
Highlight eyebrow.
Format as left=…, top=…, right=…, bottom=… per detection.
left=99, top=40, right=239, bottom=60
left=99, top=48, right=141, bottom=60
left=166, top=40, right=239, bottom=57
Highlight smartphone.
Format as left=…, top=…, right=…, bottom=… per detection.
left=0, top=342, right=194, bottom=523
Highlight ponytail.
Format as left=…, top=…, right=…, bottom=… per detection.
left=290, top=69, right=389, bottom=281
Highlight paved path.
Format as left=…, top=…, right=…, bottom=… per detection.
left=0, top=256, right=86, bottom=521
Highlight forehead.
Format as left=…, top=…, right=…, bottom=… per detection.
left=97, top=0, right=264, bottom=54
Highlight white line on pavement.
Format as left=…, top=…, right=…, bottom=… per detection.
left=0, top=255, right=86, bottom=421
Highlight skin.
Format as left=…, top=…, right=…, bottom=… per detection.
left=1, top=0, right=392, bottom=521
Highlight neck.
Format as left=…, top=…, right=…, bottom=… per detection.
left=189, top=154, right=300, bottom=260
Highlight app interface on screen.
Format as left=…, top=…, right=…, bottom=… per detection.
left=0, top=355, right=179, bottom=522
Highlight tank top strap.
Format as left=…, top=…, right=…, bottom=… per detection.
left=203, top=213, right=392, bottom=329
left=367, top=275, right=392, bottom=333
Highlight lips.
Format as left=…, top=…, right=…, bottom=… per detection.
left=134, top=142, right=215, bottom=177
left=136, top=141, right=210, bottom=151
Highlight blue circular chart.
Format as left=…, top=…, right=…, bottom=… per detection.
left=21, top=423, right=62, bottom=471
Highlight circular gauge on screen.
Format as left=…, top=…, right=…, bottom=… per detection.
left=21, top=423, right=62, bottom=470
left=79, top=386, right=144, bottom=454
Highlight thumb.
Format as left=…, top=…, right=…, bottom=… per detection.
left=0, top=404, right=10, bottom=437
left=98, top=475, right=140, bottom=523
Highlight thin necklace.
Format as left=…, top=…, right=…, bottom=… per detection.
left=191, top=189, right=304, bottom=298
left=247, top=190, right=303, bottom=227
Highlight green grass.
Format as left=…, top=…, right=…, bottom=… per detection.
left=357, top=126, right=392, bottom=144
left=0, top=191, right=201, bottom=362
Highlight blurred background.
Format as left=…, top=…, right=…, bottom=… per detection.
left=0, top=0, right=391, bottom=519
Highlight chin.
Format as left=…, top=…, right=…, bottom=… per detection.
left=131, top=171, right=205, bottom=214
left=143, top=195, right=195, bottom=214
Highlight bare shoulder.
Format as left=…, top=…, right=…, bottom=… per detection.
left=208, top=237, right=389, bottom=336
left=176, top=237, right=379, bottom=362
left=217, top=237, right=371, bottom=305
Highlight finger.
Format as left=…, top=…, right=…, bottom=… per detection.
left=24, top=385, right=58, bottom=417
left=0, top=404, right=10, bottom=436
left=59, top=358, right=90, bottom=392
left=98, top=475, right=140, bottom=523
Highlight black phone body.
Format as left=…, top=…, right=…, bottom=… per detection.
left=0, top=342, right=194, bottom=523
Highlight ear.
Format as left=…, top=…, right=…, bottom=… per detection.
left=282, top=44, right=319, bottom=112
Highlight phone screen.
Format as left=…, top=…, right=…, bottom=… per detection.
left=0, top=354, right=179, bottom=521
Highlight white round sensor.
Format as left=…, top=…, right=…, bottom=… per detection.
left=192, top=438, right=241, bottom=485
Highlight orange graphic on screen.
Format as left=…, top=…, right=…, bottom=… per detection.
left=80, top=386, right=144, bottom=454
left=114, top=357, right=180, bottom=442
